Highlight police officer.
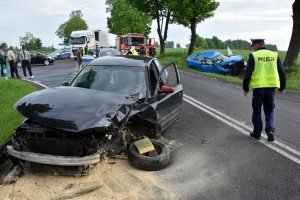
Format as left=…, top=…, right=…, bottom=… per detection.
left=20, top=45, right=34, bottom=78
left=7, top=46, right=20, bottom=78
left=140, top=44, right=146, bottom=56
left=243, top=39, right=286, bottom=141
left=126, top=46, right=139, bottom=55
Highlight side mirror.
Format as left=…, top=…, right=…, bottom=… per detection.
left=62, top=81, right=70, bottom=86
left=159, top=85, right=174, bottom=94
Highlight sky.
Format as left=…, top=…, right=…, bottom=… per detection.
left=0, top=0, right=294, bottom=50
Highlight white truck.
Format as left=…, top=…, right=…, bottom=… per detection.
left=69, top=30, right=117, bottom=57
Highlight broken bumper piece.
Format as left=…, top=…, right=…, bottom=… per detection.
left=7, top=146, right=101, bottom=166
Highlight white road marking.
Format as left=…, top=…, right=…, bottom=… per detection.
left=184, top=94, right=300, bottom=157
left=183, top=95, right=300, bottom=165
left=22, top=79, right=48, bottom=89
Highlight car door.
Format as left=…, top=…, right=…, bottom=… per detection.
left=201, top=58, right=217, bottom=72
left=149, top=59, right=183, bottom=131
left=30, top=52, right=38, bottom=64
left=37, top=53, right=45, bottom=64
left=61, top=50, right=68, bottom=58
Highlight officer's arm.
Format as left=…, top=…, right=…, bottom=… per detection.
left=243, top=54, right=254, bottom=92
left=277, top=57, right=286, bottom=91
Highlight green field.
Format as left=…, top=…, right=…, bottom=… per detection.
left=157, top=48, right=300, bottom=90
left=0, top=78, right=36, bottom=144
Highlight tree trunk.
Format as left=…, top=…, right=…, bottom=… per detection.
left=284, top=0, right=300, bottom=68
left=188, top=17, right=197, bottom=55
left=156, top=8, right=170, bottom=57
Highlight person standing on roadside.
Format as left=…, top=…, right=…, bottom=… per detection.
left=84, top=44, right=88, bottom=55
left=7, top=46, right=20, bottom=79
left=126, top=46, right=138, bottom=55
left=243, top=39, right=286, bottom=142
left=76, top=47, right=83, bottom=72
left=0, top=45, right=6, bottom=76
left=20, top=46, right=34, bottom=78
left=95, top=44, right=99, bottom=58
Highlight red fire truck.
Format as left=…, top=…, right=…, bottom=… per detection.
left=116, top=33, right=156, bottom=56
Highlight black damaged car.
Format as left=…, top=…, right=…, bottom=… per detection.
left=7, top=56, right=183, bottom=171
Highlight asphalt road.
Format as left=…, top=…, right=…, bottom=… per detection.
left=23, top=59, right=300, bottom=200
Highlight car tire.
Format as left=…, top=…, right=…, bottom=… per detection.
left=127, top=140, right=170, bottom=171
left=57, top=56, right=61, bottom=60
left=44, top=60, right=50, bottom=66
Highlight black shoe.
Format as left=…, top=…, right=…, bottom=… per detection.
left=267, top=132, right=274, bottom=141
left=250, top=132, right=261, bottom=140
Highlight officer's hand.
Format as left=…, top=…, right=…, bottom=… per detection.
left=243, top=90, right=249, bottom=96
left=278, top=89, right=285, bottom=94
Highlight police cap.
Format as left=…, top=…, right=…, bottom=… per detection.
left=250, top=39, right=265, bottom=47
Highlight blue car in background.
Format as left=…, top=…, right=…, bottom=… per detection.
left=48, top=49, right=72, bottom=60
left=187, top=50, right=246, bottom=76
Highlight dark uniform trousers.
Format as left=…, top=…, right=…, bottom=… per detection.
left=9, top=60, right=20, bottom=78
left=252, top=88, right=275, bottom=135
left=22, top=60, right=33, bottom=77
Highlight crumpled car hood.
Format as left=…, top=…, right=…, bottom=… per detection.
left=14, top=86, right=136, bottom=133
left=220, top=55, right=243, bottom=66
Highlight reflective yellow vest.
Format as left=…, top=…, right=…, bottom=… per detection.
left=250, top=49, right=280, bottom=88
left=130, top=48, right=139, bottom=56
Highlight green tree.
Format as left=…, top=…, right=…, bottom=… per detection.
left=224, top=39, right=251, bottom=50
left=19, top=32, right=42, bottom=50
left=205, top=38, right=215, bottom=49
left=169, top=0, right=219, bottom=55
left=166, top=41, right=174, bottom=48
left=127, top=0, right=174, bottom=56
left=106, top=0, right=152, bottom=36
left=0, top=42, right=8, bottom=49
left=211, top=36, right=224, bottom=49
left=176, top=43, right=181, bottom=48
left=56, top=10, right=88, bottom=44
left=195, top=35, right=208, bottom=49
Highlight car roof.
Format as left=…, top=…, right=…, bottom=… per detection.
left=197, top=50, right=221, bottom=58
left=89, top=55, right=154, bottom=68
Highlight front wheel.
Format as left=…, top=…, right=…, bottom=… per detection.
left=44, top=60, right=50, bottom=66
left=127, top=140, right=170, bottom=171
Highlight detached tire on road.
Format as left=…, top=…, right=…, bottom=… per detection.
left=128, top=140, right=170, bottom=171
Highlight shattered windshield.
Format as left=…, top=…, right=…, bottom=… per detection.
left=71, top=65, right=146, bottom=98
left=213, top=54, right=228, bottom=63
left=127, top=37, right=144, bottom=46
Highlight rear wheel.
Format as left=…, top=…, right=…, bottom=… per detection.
left=44, top=60, right=49, bottom=66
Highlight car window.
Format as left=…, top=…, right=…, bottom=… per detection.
left=154, top=59, right=168, bottom=85
left=202, top=59, right=213, bottom=65
left=72, top=65, right=146, bottom=98
left=160, top=63, right=180, bottom=87
left=31, top=53, right=38, bottom=58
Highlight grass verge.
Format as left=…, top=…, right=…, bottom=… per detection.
left=0, top=78, right=36, bottom=145
left=157, top=48, right=300, bottom=90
